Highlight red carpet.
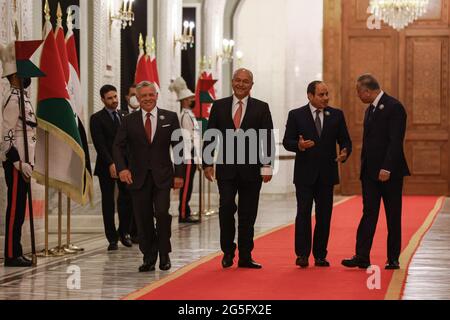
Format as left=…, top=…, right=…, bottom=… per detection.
left=125, top=196, right=442, bottom=300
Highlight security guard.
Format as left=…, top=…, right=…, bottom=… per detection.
left=0, top=42, right=36, bottom=267
left=169, top=77, right=200, bottom=224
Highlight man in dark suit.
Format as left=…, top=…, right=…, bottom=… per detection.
left=90, top=85, right=133, bottom=251
left=113, top=81, right=185, bottom=272
left=342, top=74, right=410, bottom=270
left=203, top=68, right=274, bottom=269
left=283, top=81, right=352, bottom=268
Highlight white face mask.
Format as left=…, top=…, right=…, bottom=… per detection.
left=129, top=95, right=140, bottom=109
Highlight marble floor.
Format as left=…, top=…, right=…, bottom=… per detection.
left=0, top=196, right=449, bottom=300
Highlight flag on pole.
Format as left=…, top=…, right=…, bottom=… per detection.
left=135, top=33, right=152, bottom=84
left=33, top=8, right=90, bottom=205
left=65, top=7, right=93, bottom=203
left=149, top=37, right=160, bottom=88
left=14, top=40, right=45, bottom=78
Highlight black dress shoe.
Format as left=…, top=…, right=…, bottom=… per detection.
left=296, top=256, right=309, bottom=268
left=238, top=259, right=262, bottom=269
left=341, top=255, right=371, bottom=269
left=4, top=256, right=32, bottom=268
left=120, top=234, right=133, bottom=248
left=159, top=254, right=171, bottom=271
left=107, top=243, right=118, bottom=251
left=139, top=262, right=156, bottom=272
left=21, top=255, right=32, bottom=263
left=385, top=260, right=400, bottom=270
left=222, top=254, right=235, bottom=269
left=179, top=216, right=200, bottom=224
left=315, top=258, right=331, bottom=267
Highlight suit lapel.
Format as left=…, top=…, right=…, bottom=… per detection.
left=224, top=97, right=235, bottom=129
left=240, top=97, right=252, bottom=130
left=152, top=108, right=163, bottom=144
left=321, top=107, right=330, bottom=139
left=303, top=106, right=320, bottom=141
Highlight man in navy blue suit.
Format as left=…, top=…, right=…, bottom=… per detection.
left=283, top=81, right=352, bottom=268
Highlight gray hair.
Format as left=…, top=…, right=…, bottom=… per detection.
left=136, top=81, right=158, bottom=94
left=357, top=74, right=381, bottom=91
left=233, top=68, right=254, bottom=82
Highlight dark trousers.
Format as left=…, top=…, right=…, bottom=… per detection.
left=178, top=160, right=197, bottom=220
left=98, top=175, right=132, bottom=244
left=3, top=161, right=28, bottom=259
left=295, top=181, right=334, bottom=259
left=217, top=177, right=262, bottom=260
left=131, top=171, right=172, bottom=263
left=356, top=177, right=404, bottom=261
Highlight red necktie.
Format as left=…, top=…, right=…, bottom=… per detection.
left=234, top=101, right=243, bottom=129
left=145, top=113, right=152, bottom=144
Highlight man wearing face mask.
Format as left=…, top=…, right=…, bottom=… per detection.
left=169, top=77, right=200, bottom=224
left=0, top=42, right=36, bottom=267
left=125, top=84, right=140, bottom=114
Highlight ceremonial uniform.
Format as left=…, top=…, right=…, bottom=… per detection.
left=1, top=87, right=37, bottom=262
left=179, top=108, right=200, bottom=221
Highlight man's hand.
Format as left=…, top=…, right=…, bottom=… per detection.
left=109, top=164, right=118, bottom=179
left=298, top=135, right=315, bottom=151
left=14, top=161, right=33, bottom=180
left=119, top=170, right=133, bottom=185
left=336, top=148, right=348, bottom=163
left=262, top=175, right=273, bottom=183
left=173, top=178, right=184, bottom=190
left=261, top=166, right=273, bottom=183
left=204, top=167, right=215, bottom=182
left=379, top=170, right=391, bottom=182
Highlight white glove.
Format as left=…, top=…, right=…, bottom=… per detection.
left=13, top=161, right=33, bottom=179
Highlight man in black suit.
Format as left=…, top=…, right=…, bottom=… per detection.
left=90, top=85, right=133, bottom=251
left=342, top=74, right=410, bottom=270
left=113, top=81, right=185, bottom=272
left=283, top=81, right=352, bottom=268
left=203, top=68, right=275, bottom=269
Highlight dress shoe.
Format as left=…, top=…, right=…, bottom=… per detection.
left=139, top=262, right=156, bottom=272
left=385, top=260, right=400, bottom=270
left=296, top=256, right=309, bottom=268
left=120, top=234, right=133, bottom=248
left=4, top=256, right=32, bottom=268
left=21, top=255, right=32, bottom=263
left=179, top=216, right=200, bottom=224
left=222, top=254, right=235, bottom=269
left=107, top=242, right=118, bottom=251
left=130, top=235, right=139, bottom=244
left=159, top=254, right=172, bottom=271
left=341, top=255, right=371, bottom=269
left=238, top=259, right=262, bottom=269
left=315, top=258, right=331, bottom=267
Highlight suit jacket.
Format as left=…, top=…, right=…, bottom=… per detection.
left=113, top=108, right=185, bottom=190
left=283, top=105, right=352, bottom=186
left=90, top=108, right=125, bottom=177
left=203, top=96, right=274, bottom=182
left=361, top=93, right=410, bottom=181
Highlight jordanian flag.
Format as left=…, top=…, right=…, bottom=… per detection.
left=193, top=72, right=217, bottom=133
left=33, top=18, right=90, bottom=205
left=14, top=40, right=45, bottom=79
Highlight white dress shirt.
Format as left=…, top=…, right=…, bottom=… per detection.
left=142, top=107, right=158, bottom=142
left=372, top=91, right=385, bottom=110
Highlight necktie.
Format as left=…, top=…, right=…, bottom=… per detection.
left=234, top=101, right=243, bottom=129
left=145, top=113, right=152, bottom=144
left=315, top=110, right=322, bottom=137
left=368, top=104, right=376, bottom=122
left=113, top=111, right=120, bottom=127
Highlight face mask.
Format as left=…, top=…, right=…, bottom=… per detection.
left=129, top=95, right=140, bottom=109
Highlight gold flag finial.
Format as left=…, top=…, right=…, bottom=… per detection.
left=44, top=0, right=51, bottom=22
left=139, top=33, right=144, bottom=50
left=151, top=37, right=156, bottom=54
left=57, top=2, right=63, bottom=26
left=145, top=37, right=152, bottom=56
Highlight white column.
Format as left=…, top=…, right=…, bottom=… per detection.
left=157, top=0, right=182, bottom=112
left=203, top=0, right=227, bottom=98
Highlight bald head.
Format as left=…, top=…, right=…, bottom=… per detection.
left=232, top=68, right=254, bottom=100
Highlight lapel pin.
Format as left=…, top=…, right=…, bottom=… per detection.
left=325, top=111, right=331, bottom=116
left=159, top=115, right=165, bottom=121
left=379, top=104, right=385, bottom=111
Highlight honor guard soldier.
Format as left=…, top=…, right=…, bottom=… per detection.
left=0, top=42, right=36, bottom=267
left=169, top=77, right=200, bottom=224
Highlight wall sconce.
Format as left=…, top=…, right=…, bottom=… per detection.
left=110, top=0, right=135, bottom=30
left=217, top=39, right=235, bottom=63
left=175, top=20, right=195, bottom=51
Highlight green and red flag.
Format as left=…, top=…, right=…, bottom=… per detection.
left=33, top=18, right=90, bottom=205
left=14, top=40, right=45, bottom=78
left=193, top=74, right=217, bottom=133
